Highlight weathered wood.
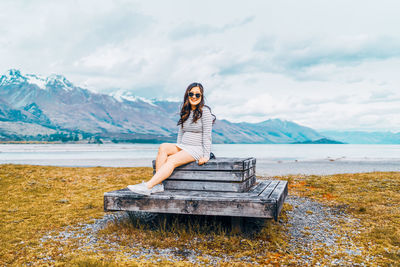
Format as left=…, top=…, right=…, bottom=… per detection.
left=158, top=181, right=267, bottom=199
left=258, top=180, right=280, bottom=200
left=104, top=180, right=285, bottom=220
left=163, top=176, right=256, bottom=192
left=269, top=181, right=288, bottom=221
left=243, top=157, right=256, bottom=170
left=104, top=194, right=276, bottom=218
left=152, top=157, right=256, bottom=171
left=105, top=156, right=287, bottom=223
left=252, top=180, right=271, bottom=196
left=153, top=167, right=256, bottom=182
left=105, top=181, right=275, bottom=201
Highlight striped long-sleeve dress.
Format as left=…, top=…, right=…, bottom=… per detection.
left=176, top=106, right=213, bottom=161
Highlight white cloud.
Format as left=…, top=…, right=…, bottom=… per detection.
left=1, top=0, right=400, bottom=131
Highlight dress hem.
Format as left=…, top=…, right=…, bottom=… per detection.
left=176, top=143, right=202, bottom=161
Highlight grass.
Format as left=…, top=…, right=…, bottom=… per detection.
left=0, top=164, right=149, bottom=265
left=0, top=164, right=291, bottom=265
left=99, top=212, right=292, bottom=265
left=0, top=164, right=399, bottom=265
left=278, top=172, right=400, bottom=264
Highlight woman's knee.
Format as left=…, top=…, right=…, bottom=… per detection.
left=159, top=143, right=179, bottom=156
left=158, top=143, right=169, bottom=153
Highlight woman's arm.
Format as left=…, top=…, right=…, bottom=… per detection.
left=177, top=125, right=183, bottom=144
left=201, top=106, right=213, bottom=160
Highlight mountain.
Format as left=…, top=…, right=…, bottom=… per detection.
left=0, top=69, right=326, bottom=143
left=0, top=69, right=179, bottom=142
left=210, top=118, right=322, bottom=144
left=321, top=131, right=400, bottom=144
left=292, top=138, right=345, bottom=144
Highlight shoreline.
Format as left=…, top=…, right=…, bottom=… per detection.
left=1, top=158, right=399, bottom=176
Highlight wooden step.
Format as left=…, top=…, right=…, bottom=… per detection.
left=152, top=157, right=256, bottom=171
left=104, top=179, right=288, bottom=221
left=163, top=176, right=256, bottom=192
left=153, top=167, right=255, bottom=182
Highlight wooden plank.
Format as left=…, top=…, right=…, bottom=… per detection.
left=104, top=180, right=270, bottom=200
left=104, top=182, right=276, bottom=203
left=242, top=157, right=256, bottom=171
left=268, top=181, right=288, bottom=221
left=158, top=180, right=268, bottom=199
left=258, top=180, right=280, bottom=199
left=104, top=194, right=276, bottom=218
left=163, top=176, right=256, bottom=192
left=152, top=167, right=256, bottom=182
left=251, top=180, right=271, bottom=196
left=152, top=157, right=256, bottom=171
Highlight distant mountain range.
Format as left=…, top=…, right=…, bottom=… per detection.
left=321, top=131, right=400, bottom=144
left=0, top=69, right=397, bottom=144
left=292, top=138, right=345, bottom=144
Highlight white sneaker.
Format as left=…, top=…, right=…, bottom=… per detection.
left=151, top=183, right=164, bottom=194
left=127, top=181, right=152, bottom=196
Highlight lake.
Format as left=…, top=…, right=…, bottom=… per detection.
left=1, top=143, right=399, bottom=176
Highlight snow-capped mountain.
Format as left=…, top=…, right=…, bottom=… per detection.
left=0, top=69, right=326, bottom=143
left=0, top=69, right=178, bottom=138
left=0, top=69, right=74, bottom=91
left=110, top=89, right=157, bottom=106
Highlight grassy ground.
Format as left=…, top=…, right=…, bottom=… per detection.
left=0, top=164, right=399, bottom=265
left=278, top=172, right=400, bottom=264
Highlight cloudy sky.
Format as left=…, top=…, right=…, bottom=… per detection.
left=1, top=0, right=400, bottom=131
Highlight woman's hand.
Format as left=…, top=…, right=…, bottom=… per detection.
left=198, top=157, right=209, bottom=165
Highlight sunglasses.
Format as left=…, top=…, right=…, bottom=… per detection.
left=188, top=92, right=202, bottom=98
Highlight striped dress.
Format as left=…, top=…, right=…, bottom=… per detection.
left=176, top=106, right=213, bottom=161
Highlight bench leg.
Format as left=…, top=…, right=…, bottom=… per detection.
left=231, top=216, right=243, bottom=234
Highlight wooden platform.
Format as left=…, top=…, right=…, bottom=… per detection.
left=104, top=179, right=288, bottom=221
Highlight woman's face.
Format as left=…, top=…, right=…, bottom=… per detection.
left=188, top=86, right=202, bottom=107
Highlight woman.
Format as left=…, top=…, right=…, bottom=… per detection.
left=128, top=82, right=216, bottom=195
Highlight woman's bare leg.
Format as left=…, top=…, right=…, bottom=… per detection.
left=155, top=143, right=181, bottom=172
left=147, top=149, right=195, bottom=188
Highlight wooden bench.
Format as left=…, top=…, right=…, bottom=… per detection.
left=104, top=157, right=288, bottom=231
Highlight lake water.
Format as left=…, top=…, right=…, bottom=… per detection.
left=1, top=143, right=399, bottom=176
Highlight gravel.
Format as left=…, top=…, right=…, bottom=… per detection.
left=39, top=194, right=370, bottom=265
left=284, top=195, right=379, bottom=265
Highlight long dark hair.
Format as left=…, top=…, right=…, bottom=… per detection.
left=177, top=82, right=216, bottom=127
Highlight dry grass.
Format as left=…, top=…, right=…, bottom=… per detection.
left=0, top=164, right=291, bottom=266
left=98, top=211, right=292, bottom=265
left=0, top=164, right=149, bottom=265
left=1, top=164, right=399, bottom=265
left=278, top=172, right=400, bottom=265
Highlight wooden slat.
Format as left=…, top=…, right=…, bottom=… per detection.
left=152, top=157, right=256, bottom=171
left=163, top=176, right=256, bottom=192
left=154, top=167, right=255, bottom=182
left=157, top=180, right=268, bottom=199
left=104, top=180, right=271, bottom=200
left=269, top=181, right=288, bottom=221
left=104, top=182, right=276, bottom=203
left=251, top=180, right=271, bottom=196
left=104, top=194, right=276, bottom=218
left=258, top=180, right=280, bottom=199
